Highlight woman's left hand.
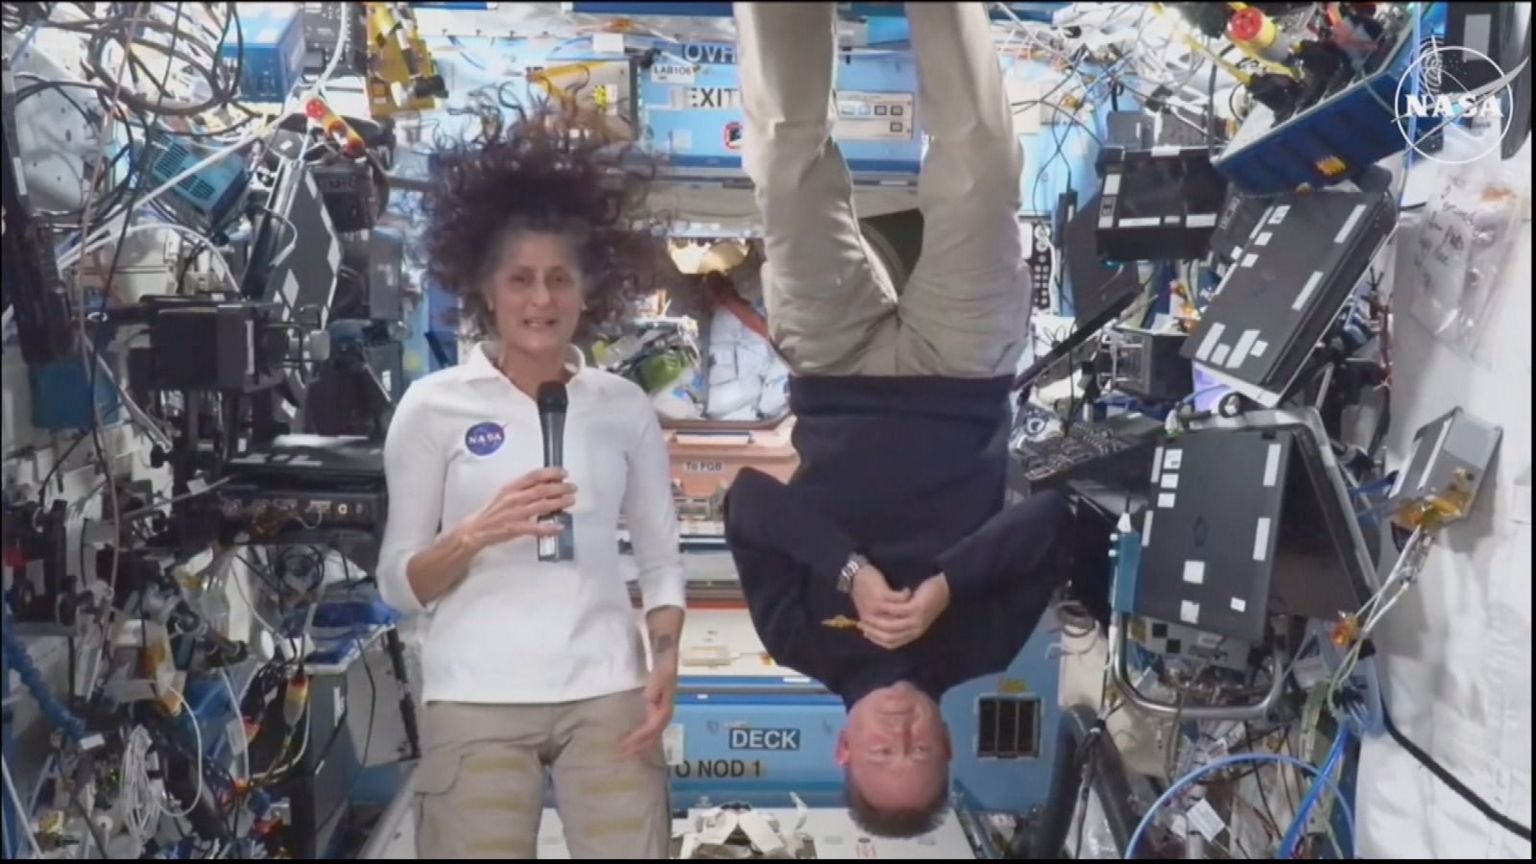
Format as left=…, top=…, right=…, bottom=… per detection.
left=620, top=665, right=679, bottom=758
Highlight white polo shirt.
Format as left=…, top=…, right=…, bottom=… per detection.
left=377, top=342, right=685, bottom=705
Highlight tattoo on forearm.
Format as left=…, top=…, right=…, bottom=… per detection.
left=651, top=634, right=677, bottom=656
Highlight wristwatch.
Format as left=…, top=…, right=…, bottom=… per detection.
left=836, top=554, right=869, bottom=595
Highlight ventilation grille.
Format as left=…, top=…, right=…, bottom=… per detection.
left=150, top=138, right=217, bottom=205
left=977, top=697, right=1041, bottom=760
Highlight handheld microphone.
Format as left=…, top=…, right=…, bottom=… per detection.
left=537, top=382, right=568, bottom=469
left=535, top=381, right=574, bottom=563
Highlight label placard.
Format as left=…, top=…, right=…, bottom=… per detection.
left=671, top=759, right=764, bottom=779
left=834, top=91, right=915, bottom=141
left=651, top=61, right=696, bottom=85
left=728, top=728, right=801, bottom=751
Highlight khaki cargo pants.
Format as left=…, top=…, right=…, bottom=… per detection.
left=736, top=2, right=1029, bottom=379
left=415, top=691, right=669, bottom=859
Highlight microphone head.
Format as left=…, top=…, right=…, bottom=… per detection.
left=536, top=381, right=569, bottom=413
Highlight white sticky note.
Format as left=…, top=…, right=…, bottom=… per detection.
left=1159, top=493, right=1177, bottom=509
left=1252, top=517, right=1272, bottom=562
left=1161, top=472, right=1180, bottom=490
left=1251, top=340, right=1269, bottom=358
left=1164, top=449, right=1183, bottom=471
left=1292, top=270, right=1325, bottom=311
left=1187, top=798, right=1227, bottom=840
left=1227, top=330, right=1260, bottom=370
left=1230, top=597, right=1248, bottom=613
left=1255, top=231, right=1273, bottom=247
left=593, top=32, right=626, bottom=54
left=1183, top=561, right=1206, bottom=585
left=1263, top=443, right=1283, bottom=487
left=663, top=724, right=686, bottom=766
left=1195, top=323, right=1227, bottom=362
left=1242, top=252, right=1259, bottom=269
left=1180, top=601, right=1200, bottom=624
left=1335, top=203, right=1367, bottom=244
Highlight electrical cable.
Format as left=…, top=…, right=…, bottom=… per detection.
left=122, top=726, right=157, bottom=848
left=65, top=774, right=110, bottom=858
left=315, top=1, right=353, bottom=99
left=1, top=754, right=46, bottom=859
left=34, top=433, right=91, bottom=505
left=82, top=3, right=241, bottom=118
left=221, top=669, right=251, bottom=783
left=1381, top=707, right=1532, bottom=842
left=1278, top=727, right=1352, bottom=857
left=117, top=476, right=233, bottom=521
left=312, top=628, right=379, bottom=850
left=156, top=685, right=206, bottom=820
left=1124, top=752, right=1357, bottom=859
left=2, top=601, right=89, bottom=743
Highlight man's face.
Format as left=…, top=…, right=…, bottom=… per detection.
left=838, top=683, right=952, bottom=810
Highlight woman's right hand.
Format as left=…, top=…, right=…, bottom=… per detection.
left=457, top=468, right=576, bottom=554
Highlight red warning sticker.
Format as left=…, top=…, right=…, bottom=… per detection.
left=724, top=121, right=743, bottom=151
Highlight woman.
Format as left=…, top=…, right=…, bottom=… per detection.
left=377, top=106, right=684, bottom=859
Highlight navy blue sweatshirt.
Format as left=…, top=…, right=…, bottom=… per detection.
left=724, top=375, right=1066, bottom=708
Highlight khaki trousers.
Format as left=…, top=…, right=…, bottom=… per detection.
left=415, top=690, right=669, bottom=859
left=736, top=1, right=1029, bottom=379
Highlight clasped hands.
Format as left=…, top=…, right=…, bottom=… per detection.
left=849, top=562, right=952, bottom=651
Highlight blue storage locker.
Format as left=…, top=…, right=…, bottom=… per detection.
left=668, top=675, right=847, bottom=808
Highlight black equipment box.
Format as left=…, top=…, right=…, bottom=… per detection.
left=220, top=436, right=385, bottom=547
left=134, top=299, right=287, bottom=392
left=1181, top=167, right=1397, bottom=406
left=1095, top=146, right=1228, bottom=263
left=1111, top=327, right=1193, bottom=402
left=1015, top=412, right=1165, bottom=491
left=1134, top=421, right=1372, bottom=643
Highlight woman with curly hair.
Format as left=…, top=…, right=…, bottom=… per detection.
left=376, top=107, right=683, bottom=859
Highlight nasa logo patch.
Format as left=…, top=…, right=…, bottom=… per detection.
left=464, top=422, right=506, bottom=456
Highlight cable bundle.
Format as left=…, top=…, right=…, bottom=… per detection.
left=1, top=601, right=88, bottom=744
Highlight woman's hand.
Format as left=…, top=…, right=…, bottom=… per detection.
left=457, top=468, right=575, bottom=554
left=621, top=613, right=683, bottom=758
left=620, top=665, right=678, bottom=758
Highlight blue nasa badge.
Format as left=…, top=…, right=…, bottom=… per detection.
left=464, top=422, right=506, bottom=457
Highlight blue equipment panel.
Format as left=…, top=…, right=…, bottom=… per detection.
left=221, top=4, right=306, bottom=103
left=27, top=351, right=120, bottom=431
left=1214, top=5, right=1446, bottom=195
left=1111, top=522, right=1143, bottom=615
left=418, top=35, right=922, bottom=178
left=144, top=132, right=248, bottom=227
left=943, top=624, right=1060, bottom=815
left=639, top=43, right=924, bottom=176
left=566, top=3, right=1067, bottom=23
left=668, top=675, right=847, bottom=808
left=182, top=673, right=242, bottom=765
